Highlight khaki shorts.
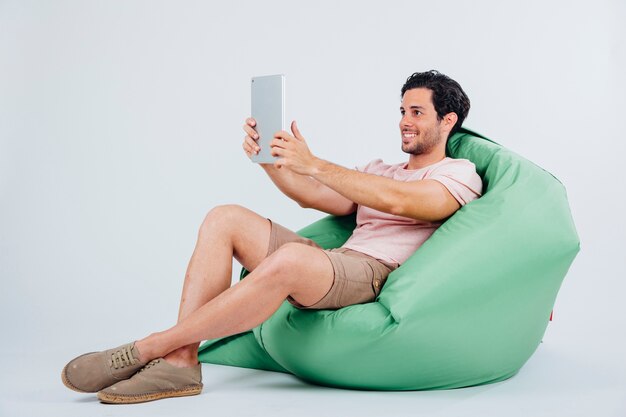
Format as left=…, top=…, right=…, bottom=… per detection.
left=266, top=219, right=399, bottom=310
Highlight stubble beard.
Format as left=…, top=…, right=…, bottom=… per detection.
left=401, top=124, right=444, bottom=156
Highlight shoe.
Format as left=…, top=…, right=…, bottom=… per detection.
left=62, top=342, right=147, bottom=393
left=97, top=358, right=203, bottom=404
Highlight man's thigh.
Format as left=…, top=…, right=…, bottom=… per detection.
left=264, top=220, right=397, bottom=310
left=263, top=219, right=335, bottom=307
left=217, top=205, right=273, bottom=272
left=265, top=219, right=323, bottom=255
left=288, top=248, right=396, bottom=310
left=234, top=215, right=323, bottom=277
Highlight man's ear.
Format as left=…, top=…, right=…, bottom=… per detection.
left=443, top=112, right=458, bottom=133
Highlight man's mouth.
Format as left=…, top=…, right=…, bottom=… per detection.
left=402, top=131, right=417, bottom=140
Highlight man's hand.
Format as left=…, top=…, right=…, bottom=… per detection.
left=271, top=121, right=319, bottom=175
left=242, top=117, right=261, bottom=160
left=241, top=117, right=356, bottom=215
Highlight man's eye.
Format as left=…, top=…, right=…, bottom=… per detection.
left=414, top=111, right=421, bottom=116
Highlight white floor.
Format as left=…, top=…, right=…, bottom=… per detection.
left=1, top=343, right=624, bottom=417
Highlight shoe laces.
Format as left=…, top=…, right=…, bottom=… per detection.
left=109, top=345, right=139, bottom=370
left=138, top=359, right=161, bottom=373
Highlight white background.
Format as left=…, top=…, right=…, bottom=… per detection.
left=1, top=1, right=624, bottom=416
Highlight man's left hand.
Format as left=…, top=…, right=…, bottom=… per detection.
left=271, top=121, right=319, bottom=176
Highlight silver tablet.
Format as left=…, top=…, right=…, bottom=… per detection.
left=251, top=74, right=285, bottom=163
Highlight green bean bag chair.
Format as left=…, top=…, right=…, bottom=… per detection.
left=198, top=127, right=580, bottom=390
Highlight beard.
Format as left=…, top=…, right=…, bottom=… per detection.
left=401, top=124, right=444, bottom=155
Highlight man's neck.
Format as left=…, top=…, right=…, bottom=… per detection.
left=406, top=149, right=446, bottom=170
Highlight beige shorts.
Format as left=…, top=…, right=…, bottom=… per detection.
left=266, top=219, right=399, bottom=310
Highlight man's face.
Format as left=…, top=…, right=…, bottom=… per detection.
left=399, top=88, right=446, bottom=156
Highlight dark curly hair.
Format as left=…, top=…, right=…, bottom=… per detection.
left=401, top=70, right=470, bottom=137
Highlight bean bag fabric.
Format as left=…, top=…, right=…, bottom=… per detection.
left=198, top=128, right=580, bottom=390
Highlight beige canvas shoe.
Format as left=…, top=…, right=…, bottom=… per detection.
left=62, top=342, right=147, bottom=393
left=97, top=358, right=203, bottom=404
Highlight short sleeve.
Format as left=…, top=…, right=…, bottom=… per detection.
left=428, top=159, right=483, bottom=206
left=355, top=159, right=384, bottom=173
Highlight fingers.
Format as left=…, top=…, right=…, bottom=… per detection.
left=273, top=130, right=291, bottom=141
left=270, top=138, right=287, bottom=149
left=270, top=143, right=285, bottom=158
left=243, top=123, right=258, bottom=140
left=291, top=120, right=303, bottom=140
left=242, top=136, right=260, bottom=158
left=243, top=137, right=259, bottom=157
left=242, top=117, right=260, bottom=158
left=241, top=118, right=299, bottom=163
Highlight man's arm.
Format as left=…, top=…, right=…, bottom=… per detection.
left=271, top=125, right=460, bottom=222
left=243, top=118, right=356, bottom=216
left=310, top=160, right=460, bottom=222
left=260, top=164, right=356, bottom=215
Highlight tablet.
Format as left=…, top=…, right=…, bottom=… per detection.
left=251, top=74, right=285, bottom=163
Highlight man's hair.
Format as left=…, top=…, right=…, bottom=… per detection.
left=401, top=70, right=470, bottom=137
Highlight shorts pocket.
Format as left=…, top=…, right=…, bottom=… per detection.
left=369, top=261, right=389, bottom=297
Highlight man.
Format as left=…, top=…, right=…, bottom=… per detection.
left=61, top=70, right=483, bottom=404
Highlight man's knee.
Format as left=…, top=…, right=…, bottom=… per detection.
left=200, top=204, right=249, bottom=234
left=260, top=243, right=312, bottom=283
left=271, top=242, right=310, bottom=261
left=257, top=243, right=333, bottom=306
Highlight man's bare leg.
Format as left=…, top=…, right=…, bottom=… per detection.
left=134, top=240, right=334, bottom=363
left=155, top=204, right=275, bottom=367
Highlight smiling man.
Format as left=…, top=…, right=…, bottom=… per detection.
left=62, top=70, right=483, bottom=404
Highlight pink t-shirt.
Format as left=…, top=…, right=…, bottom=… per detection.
left=341, top=158, right=483, bottom=265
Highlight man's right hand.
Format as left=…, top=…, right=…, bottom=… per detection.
left=242, top=117, right=261, bottom=160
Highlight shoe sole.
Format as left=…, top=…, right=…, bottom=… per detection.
left=61, top=352, right=98, bottom=393
left=97, top=385, right=203, bottom=404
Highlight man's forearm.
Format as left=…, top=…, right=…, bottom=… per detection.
left=261, top=164, right=319, bottom=207
left=310, top=159, right=403, bottom=215
left=309, top=158, right=459, bottom=222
